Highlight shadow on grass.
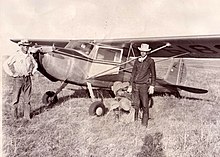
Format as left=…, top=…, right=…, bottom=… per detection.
left=31, top=89, right=114, bottom=118
left=31, top=88, right=212, bottom=118
left=180, top=96, right=212, bottom=102
left=153, top=93, right=212, bottom=102
left=137, top=132, right=165, bottom=157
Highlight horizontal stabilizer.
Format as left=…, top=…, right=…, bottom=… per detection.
left=174, top=85, right=208, bottom=94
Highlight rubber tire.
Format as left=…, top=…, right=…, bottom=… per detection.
left=89, top=101, right=105, bottom=116
left=42, top=91, right=58, bottom=104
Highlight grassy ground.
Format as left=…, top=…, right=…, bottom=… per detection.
left=2, top=59, right=220, bottom=157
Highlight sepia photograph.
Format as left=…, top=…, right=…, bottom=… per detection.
left=1, top=0, right=220, bottom=156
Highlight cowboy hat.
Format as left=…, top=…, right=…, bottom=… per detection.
left=18, top=39, right=32, bottom=46
left=138, top=43, right=151, bottom=52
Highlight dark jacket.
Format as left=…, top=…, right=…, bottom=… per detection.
left=130, top=57, right=156, bottom=86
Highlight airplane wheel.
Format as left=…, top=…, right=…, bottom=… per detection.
left=42, top=91, right=58, bottom=104
left=89, top=101, right=105, bottom=116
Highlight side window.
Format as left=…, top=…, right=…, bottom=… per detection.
left=96, top=47, right=122, bottom=62
left=65, top=41, right=94, bottom=55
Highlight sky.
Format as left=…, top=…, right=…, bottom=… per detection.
left=1, top=0, right=220, bottom=56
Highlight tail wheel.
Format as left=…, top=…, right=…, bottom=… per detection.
left=42, top=91, right=58, bottom=104
left=89, top=101, right=105, bottom=116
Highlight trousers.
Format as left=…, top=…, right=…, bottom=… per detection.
left=132, top=83, right=149, bottom=126
left=12, top=76, right=32, bottom=120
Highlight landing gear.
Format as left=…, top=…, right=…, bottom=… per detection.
left=42, top=81, right=68, bottom=105
left=87, top=82, right=95, bottom=101
left=87, top=82, right=106, bottom=116
left=89, top=101, right=105, bottom=116
left=42, top=91, right=58, bottom=104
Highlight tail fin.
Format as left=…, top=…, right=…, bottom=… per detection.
left=164, top=58, right=186, bottom=85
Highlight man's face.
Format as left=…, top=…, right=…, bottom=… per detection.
left=140, top=51, right=147, bottom=57
left=20, top=45, right=29, bottom=54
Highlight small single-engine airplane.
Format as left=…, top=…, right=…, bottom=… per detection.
left=11, top=35, right=220, bottom=116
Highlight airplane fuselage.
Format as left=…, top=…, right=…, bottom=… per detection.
left=34, top=43, right=182, bottom=97
left=35, top=42, right=123, bottom=85
left=35, top=46, right=131, bottom=87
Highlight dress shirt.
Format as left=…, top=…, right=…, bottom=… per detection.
left=3, top=50, right=38, bottom=77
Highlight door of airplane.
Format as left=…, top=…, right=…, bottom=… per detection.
left=88, top=45, right=123, bottom=78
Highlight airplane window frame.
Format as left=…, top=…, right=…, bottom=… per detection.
left=65, top=41, right=94, bottom=55
left=96, top=47, right=123, bottom=62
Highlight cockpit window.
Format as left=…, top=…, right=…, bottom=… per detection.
left=96, top=47, right=122, bottom=62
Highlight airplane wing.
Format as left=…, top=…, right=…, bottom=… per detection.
left=97, top=35, right=220, bottom=58
left=10, top=39, right=98, bottom=49
left=10, top=39, right=70, bottom=48
left=11, top=34, right=220, bottom=58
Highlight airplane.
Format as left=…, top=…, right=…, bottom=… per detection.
left=10, top=35, right=220, bottom=116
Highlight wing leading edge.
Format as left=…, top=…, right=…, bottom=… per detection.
left=11, top=35, right=220, bottom=58
left=99, top=35, right=220, bottom=58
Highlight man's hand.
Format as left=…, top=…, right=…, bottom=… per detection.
left=127, top=86, right=132, bottom=93
left=31, top=67, right=38, bottom=75
left=31, top=71, right=35, bottom=75
left=148, top=86, right=154, bottom=94
left=12, top=74, right=17, bottom=77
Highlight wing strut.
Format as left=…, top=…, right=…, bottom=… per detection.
left=126, top=43, right=136, bottom=61
left=87, top=82, right=95, bottom=101
left=155, top=52, right=190, bottom=63
left=87, top=57, right=137, bottom=79
left=87, top=43, right=170, bottom=79
left=140, top=43, right=171, bottom=62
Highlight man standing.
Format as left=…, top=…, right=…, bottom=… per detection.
left=3, top=39, right=38, bottom=121
left=130, top=43, right=156, bottom=127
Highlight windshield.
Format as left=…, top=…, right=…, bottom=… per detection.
left=65, top=41, right=94, bottom=55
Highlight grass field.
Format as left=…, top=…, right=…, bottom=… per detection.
left=2, top=59, right=220, bottom=157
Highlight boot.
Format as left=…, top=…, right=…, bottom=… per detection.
left=142, top=113, right=149, bottom=127
left=13, top=106, right=18, bottom=119
left=134, top=109, right=139, bottom=121
left=24, top=103, right=31, bottom=120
